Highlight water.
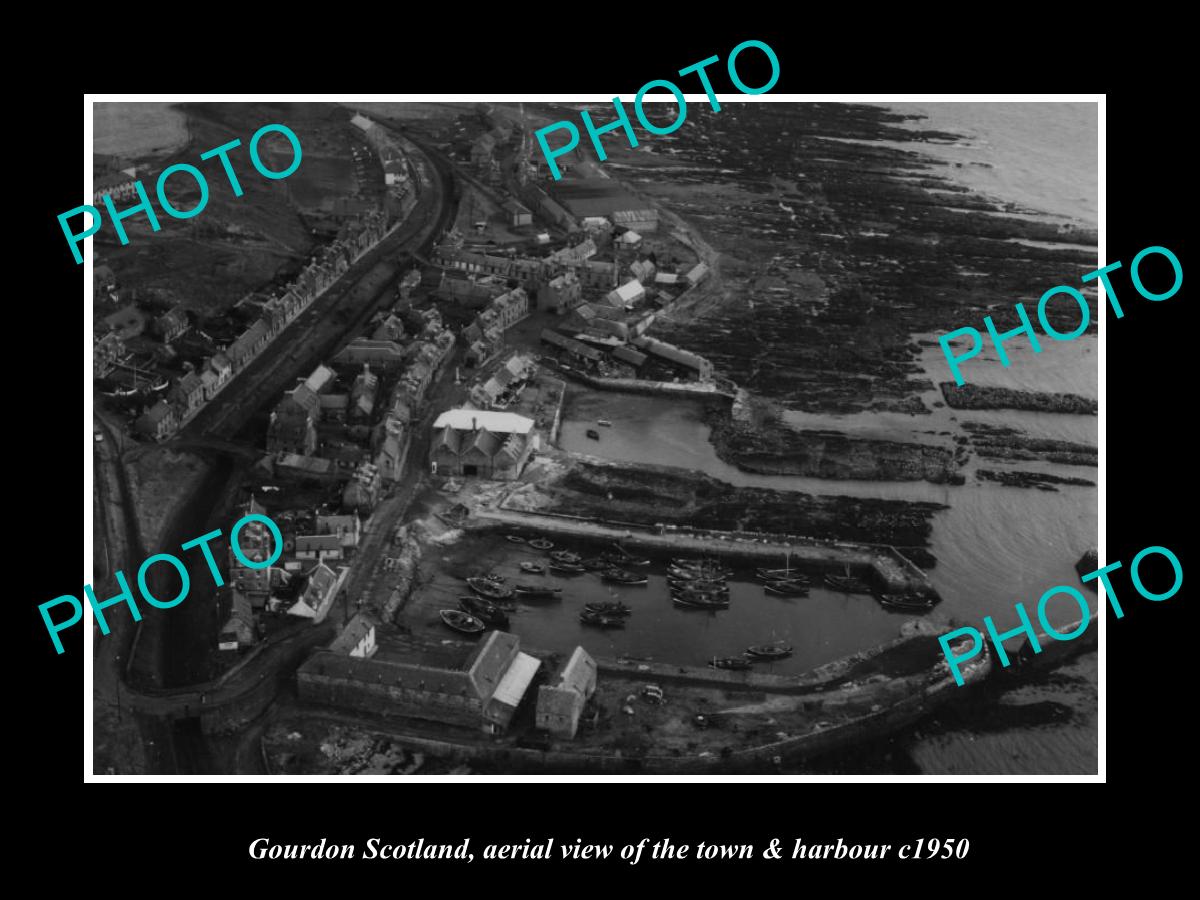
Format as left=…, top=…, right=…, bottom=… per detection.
left=93, top=102, right=189, bottom=158
left=412, top=534, right=904, bottom=675
left=876, top=102, right=1099, bottom=228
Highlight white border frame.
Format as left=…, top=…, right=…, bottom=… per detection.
left=83, top=92, right=1105, bottom=783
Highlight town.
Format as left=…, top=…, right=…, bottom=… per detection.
left=90, top=100, right=1100, bottom=776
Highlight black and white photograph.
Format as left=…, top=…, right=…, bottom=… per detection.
left=83, top=95, right=1101, bottom=778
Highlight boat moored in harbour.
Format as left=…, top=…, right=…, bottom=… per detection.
left=513, top=584, right=563, bottom=599
left=467, top=577, right=514, bottom=601
left=440, top=609, right=486, bottom=635
left=458, top=596, right=510, bottom=628
left=746, top=643, right=793, bottom=660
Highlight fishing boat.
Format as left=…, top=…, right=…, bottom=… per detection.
left=668, top=570, right=727, bottom=583
left=519, top=561, right=546, bottom=575
left=458, top=596, right=509, bottom=628
left=597, top=419, right=613, bottom=427
left=756, top=568, right=811, bottom=585
left=513, top=584, right=562, bottom=599
left=601, top=551, right=650, bottom=567
left=584, top=601, right=632, bottom=617
left=586, top=429, right=600, bottom=440
left=672, top=593, right=730, bottom=610
left=877, top=593, right=937, bottom=612
left=708, top=656, right=752, bottom=671
left=466, top=577, right=514, bottom=601
left=505, top=534, right=526, bottom=544
left=602, top=568, right=648, bottom=586
left=580, top=609, right=625, bottom=628
left=580, top=557, right=611, bottom=571
left=824, top=573, right=872, bottom=594
left=550, top=549, right=582, bottom=563
left=764, top=580, right=809, bottom=597
left=746, top=643, right=793, bottom=660
left=548, top=561, right=585, bottom=575
left=440, top=609, right=485, bottom=635
left=528, top=538, right=554, bottom=551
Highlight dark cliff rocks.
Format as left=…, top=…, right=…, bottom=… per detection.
left=940, top=383, right=1097, bottom=415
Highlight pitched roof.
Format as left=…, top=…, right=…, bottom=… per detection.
left=433, top=409, right=534, bottom=435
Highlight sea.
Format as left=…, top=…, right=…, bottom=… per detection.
left=550, top=101, right=1100, bottom=774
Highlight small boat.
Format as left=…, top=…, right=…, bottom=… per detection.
left=586, top=429, right=600, bottom=440
left=746, top=643, right=793, bottom=660
left=601, top=551, right=650, bottom=567
left=440, top=609, right=485, bottom=635
left=824, top=573, right=871, bottom=594
left=466, top=577, right=514, bottom=601
left=513, top=584, right=563, bottom=599
left=602, top=568, right=648, bottom=585
left=580, top=557, right=611, bottom=571
left=756, top=568, right=811, bottom=584
left=519, top=561, right=545, bottom=574
left=550, top=549, right=582, bottom=563
left=877, top=593, right=938, bottom=612
left=505, top=534, right=526, bottom=544
left=668, top=571, right=727, bottom=584
left=584, top=601, right=632, bottom=617
left=597, top=419, right=613, bottom=427
left=549, top=562, right=585, bottom=575
left=764, top=580, right=809, bottom=597
left=458, top=596, right=509, bottom=628
left=673, top=593, right=729, bottom=610
left=528, top=538, right=554, bottom=551
left=580, top=610, right=625, bottom=628
left=708, top=656, right=752, bottom=671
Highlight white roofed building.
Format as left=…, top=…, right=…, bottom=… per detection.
left=430, top=409, right=536, bottom=481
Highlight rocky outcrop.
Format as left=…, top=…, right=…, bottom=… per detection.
left=940, top=383, right=1097, bottom=415
left=963, top=422, right=1096, bottom=467
left=709, top=415, right=963, bottom=484
left=544, top=458, right=946, bottom=547
left=976, top=469, right=1096, bottom=491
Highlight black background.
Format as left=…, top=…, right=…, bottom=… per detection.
left=20, top=20, right=1189, bottom=886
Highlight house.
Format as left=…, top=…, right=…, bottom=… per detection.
left=218, top=589, right=256, bottom=651
left=333, top=338, right=407, bottom=369
left=430, top=409, right=536, bottom=480
left=93, top=332, right=124, bottom=379
left=288, top=562, right=348, bottom=623
left=267, top=386, right=320, bottom=456
left=471, top=132, right=496, bottom=167
left=317, top=513, right=362, bottom=550
left=155, top=305, right=189, bottom=343
left=329, top=612, right=377, bottom=658
left=350, top=364, right=379, bottom=421
left=606, top=279, right=645, bottom=310
left=540, top=329, right=603, bottom=366
left=684, top=262, right=710, bottom=287
left=93, top=170, right=139, bottom=205
left=169, top=372, right=205, bottom=417
left=295, top=533, right=343, bottom=561
left=502, top=198, right=532, bottom=227
left=134, top=401, right=177, bottom=442
left=629, top=258, right=656, bottom=284
left=226, top=319, right=269, bottom=371
left=537, top=271, right=581, bottom=314
left=229, top=496, right=276, bottom=604
left=536, top=646, right=597, bottom=739
left=617, top=230, right=643, bottom=249
left=371, top=314, right=406, bottom=343
left=319, top=393, right=349, bottom=423
left=612, top=209, right=659, bottom=232
left=297, top=629, right=540, bottom=734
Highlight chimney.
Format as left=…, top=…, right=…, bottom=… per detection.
left=472, top=417, right=478, bottom=433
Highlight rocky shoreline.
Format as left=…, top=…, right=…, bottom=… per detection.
left=709, top=413, right=963, bottom=485
left=962, top=422, right=1096, bottom=467
left=535, top=458, right=946, bottom=548
left=940, top=383, right=1097, bottom=415
left=976, top=469, right=1096, bottom=491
